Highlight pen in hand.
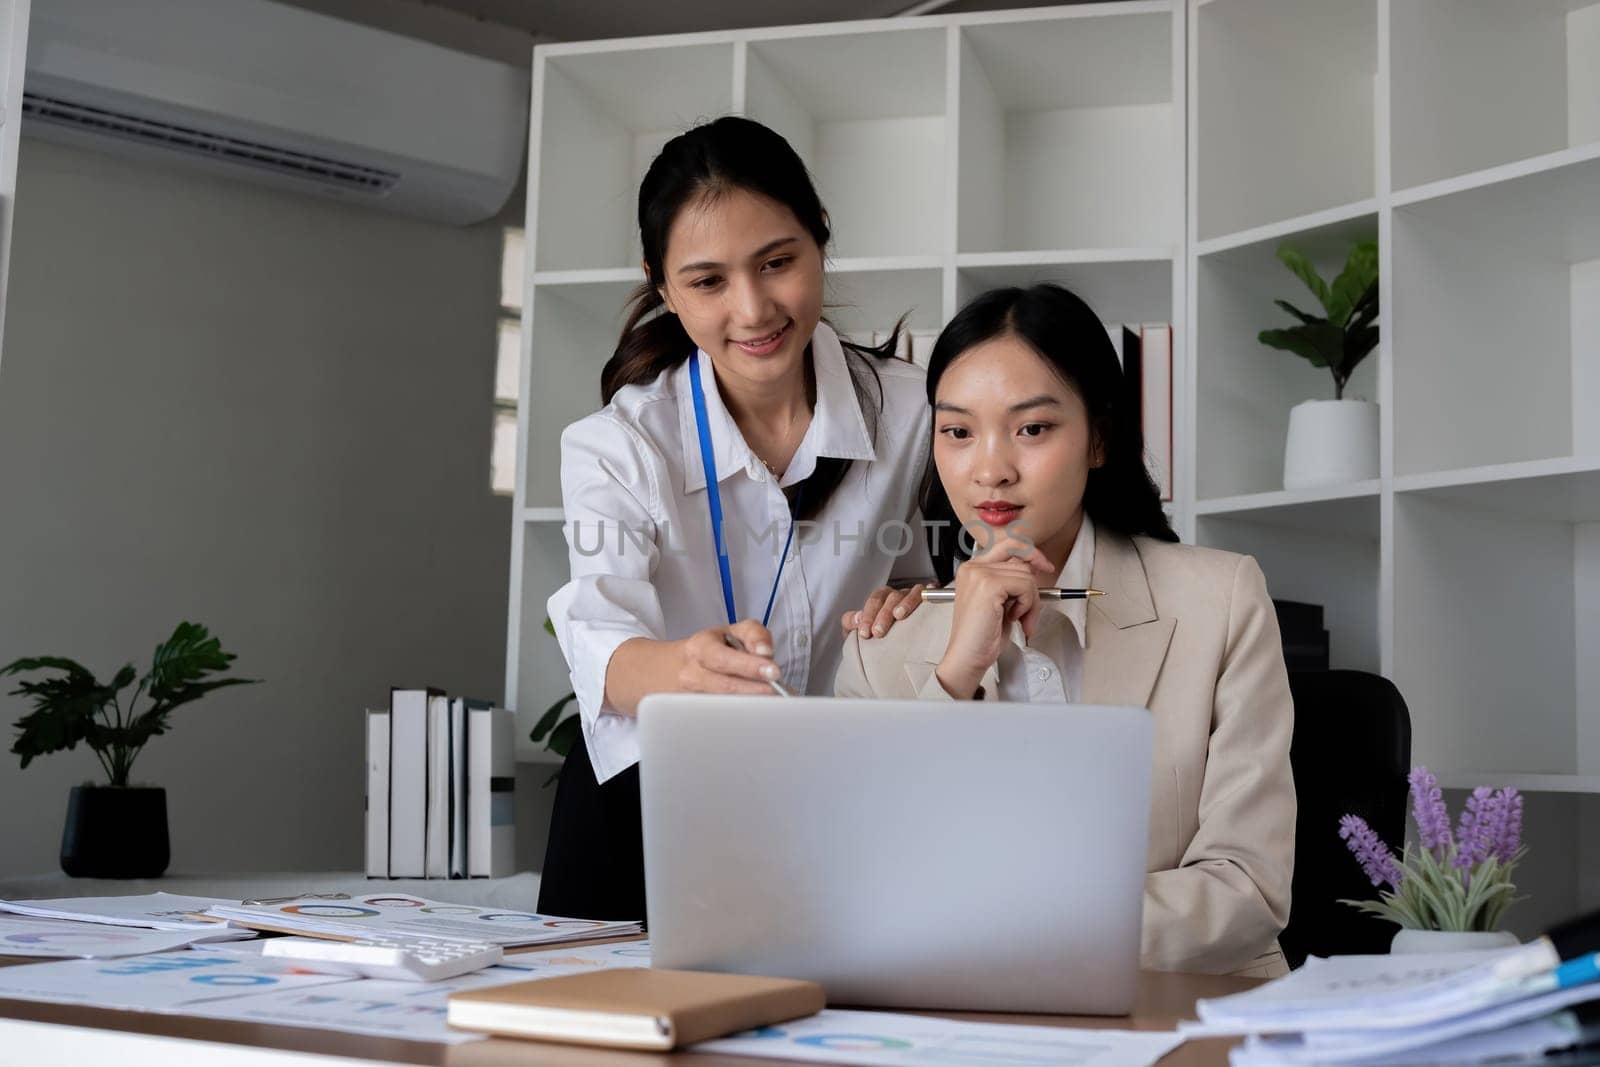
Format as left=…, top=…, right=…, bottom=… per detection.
left=919, top=588, right=1104, bottom=603
left=722, top=632, right=796, bottom=698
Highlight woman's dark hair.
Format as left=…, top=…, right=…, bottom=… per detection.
left=921, top=283, right=1178, bottom=581
left=600, top=116, right=901, bottom=522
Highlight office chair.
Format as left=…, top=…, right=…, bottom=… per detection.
left=1281, top=669, right=1412, bottom=969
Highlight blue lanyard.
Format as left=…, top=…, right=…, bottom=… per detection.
left=688, top=350, right=797, bottom=628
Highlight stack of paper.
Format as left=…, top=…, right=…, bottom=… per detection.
left=1187, top=947, right=1600, bottom=1064
left=0, top=892, right=248, bottom=934
left=203, top=893, right=639, bottom=949
left=0, top=915, right=254, bottom=958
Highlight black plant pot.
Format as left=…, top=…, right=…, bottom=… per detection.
left=60, top=785, right=170, bottom=878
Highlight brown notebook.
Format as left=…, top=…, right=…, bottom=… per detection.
left=446, top=967, right=824, bottom=1050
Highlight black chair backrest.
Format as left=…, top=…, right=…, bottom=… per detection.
left=1281, top=669, right=1411, bottom=968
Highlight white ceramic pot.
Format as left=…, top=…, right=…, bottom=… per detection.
left=1390, top=928, right=1519, bottom=954
left=1283, top=399, right=1379, bottom=490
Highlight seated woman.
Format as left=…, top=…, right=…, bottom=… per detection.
left=835, top=283, right=1295, bottom=978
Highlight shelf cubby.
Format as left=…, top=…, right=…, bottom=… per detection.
left=1392, top=150, right=1600, bottom=476
left=955, top=10, right=1178, bottom=254
left=824, top=261, right=945, bottom=341
left=1391, top=0, right=1600, bottom=194
left=1195, top=505, right=1380, bottom=673
left=954, top=251, right=1175, bottom=327
left=744, top=28, right=947, bottom=260
left=1393, top=490, right=1600, bottom=780
left=533, top=44, right=735, bottom=272
left=522, top=275, right=640, bottom=510
left=1194, top=212, right=1378, bottom=501
left=1195, top=0, right=1376, bottom=241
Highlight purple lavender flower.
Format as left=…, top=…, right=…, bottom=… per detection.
left=1409, top=766, right=1453, bottom=858
left=1454, top=787, right=1500, bottom=871
left=1492, top=788, right=1523, bottom=863
left=1340, top=813, right=1403, bottom=889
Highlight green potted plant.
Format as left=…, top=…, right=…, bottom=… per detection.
left=2, top=621, right=258, bottom=878
left=1258, top=240, right=1380, bottom=490
left=529, top=617, right=579, bottom=784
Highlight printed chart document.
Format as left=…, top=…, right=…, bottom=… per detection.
left=0, top=915, right=255, bottom=958
left=0, top=892, right=243, bottom=933
left=184, top=941, right=656, bottom=1044
left=188, top=966, right=535, bottom=1045
left=204, top=893, right=640, bottom=948
left=0, top=951, right=352, bottom=1012
left=691, top=1009, right=1185, bottom=1067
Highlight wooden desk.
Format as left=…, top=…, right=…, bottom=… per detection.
left=0, top=969, right=1257, bottom=1066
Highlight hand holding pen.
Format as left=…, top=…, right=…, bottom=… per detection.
left=721, top=631, right=795, bottom=697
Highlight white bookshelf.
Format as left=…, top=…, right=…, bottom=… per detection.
left=508, top=2, right=1186, bottom=759
left=0, top=0, right=31, bottom=369
left=1188, top=0, right=1600, bottom=792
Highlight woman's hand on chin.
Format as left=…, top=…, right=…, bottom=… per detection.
left=840, top=583, right=928, bottom=640
left=933, top=534, right=1058, bottom=700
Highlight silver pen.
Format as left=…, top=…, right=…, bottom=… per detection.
left=919, top=587, right=1104, bottom=603
left=722, top=632, right=795, bottom=697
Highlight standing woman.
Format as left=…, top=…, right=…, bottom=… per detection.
left=540, top=117, right=933, bottom=921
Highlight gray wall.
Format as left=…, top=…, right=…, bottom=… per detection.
left=0, top=136, right=557, bottom=876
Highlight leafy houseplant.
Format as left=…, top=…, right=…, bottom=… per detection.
left=2, top=621, right=257, bottom=877
left=1259, top=241, right=1379, bottom=400
left=528, top=617, right=580, bottom=785
left=1339, top=767, right=1524, bottom=952
left=1259, top=240, right=1382, bottom=490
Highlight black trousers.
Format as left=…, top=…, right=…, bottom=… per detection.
left=536, top=737, right=647, bottom=924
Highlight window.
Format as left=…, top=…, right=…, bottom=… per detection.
left=491, top=227, right=525, bottom=496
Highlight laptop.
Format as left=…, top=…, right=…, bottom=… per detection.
left=636, top=695, right=1152, bottom=1014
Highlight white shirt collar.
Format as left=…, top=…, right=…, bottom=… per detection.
left=677, top=322, right=876, bottom=494
left=1051, top=514, right=1096, bottom=649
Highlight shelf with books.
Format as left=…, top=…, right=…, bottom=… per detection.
left=1391, top=147, right=1600, bottom=477
left=1193, top=210, right=1379, bottom=500
left=1195, top=508, right=1380, bottom=673
left=1194, top=0, right=1375, bottom=242
left=532, top=42, right=736, bottom=272
left=744, top=26, right=947, bottom=261
left=955, top=7, right=1179, bottom=255
left=1392, top=490, right=1600, bottom=782
left=1390, top=0, right=1600, bottom=195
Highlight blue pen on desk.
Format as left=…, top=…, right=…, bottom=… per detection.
left=1519, top=952, right=1600, bottom=996
left=1492, top=906, right=1600, bottom=984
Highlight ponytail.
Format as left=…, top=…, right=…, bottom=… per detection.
left=600, top=284, right=692, bottom=406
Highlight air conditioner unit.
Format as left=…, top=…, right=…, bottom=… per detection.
left=22, top=0, right=529, bottom=225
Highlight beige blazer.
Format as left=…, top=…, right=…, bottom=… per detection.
left=834, top=528, right=1296, bottom=978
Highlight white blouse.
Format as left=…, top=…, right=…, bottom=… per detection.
left=547, top=323, right=933, bottom=783
left=992, top=515, right=1095, bottom=705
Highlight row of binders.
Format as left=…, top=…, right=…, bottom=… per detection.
left=365, top=689, right=516, bottom=880
left=1106, top=322, right=1174, bottom=503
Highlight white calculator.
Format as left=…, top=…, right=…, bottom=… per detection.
left=261, top=935, right=502, bottom=982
